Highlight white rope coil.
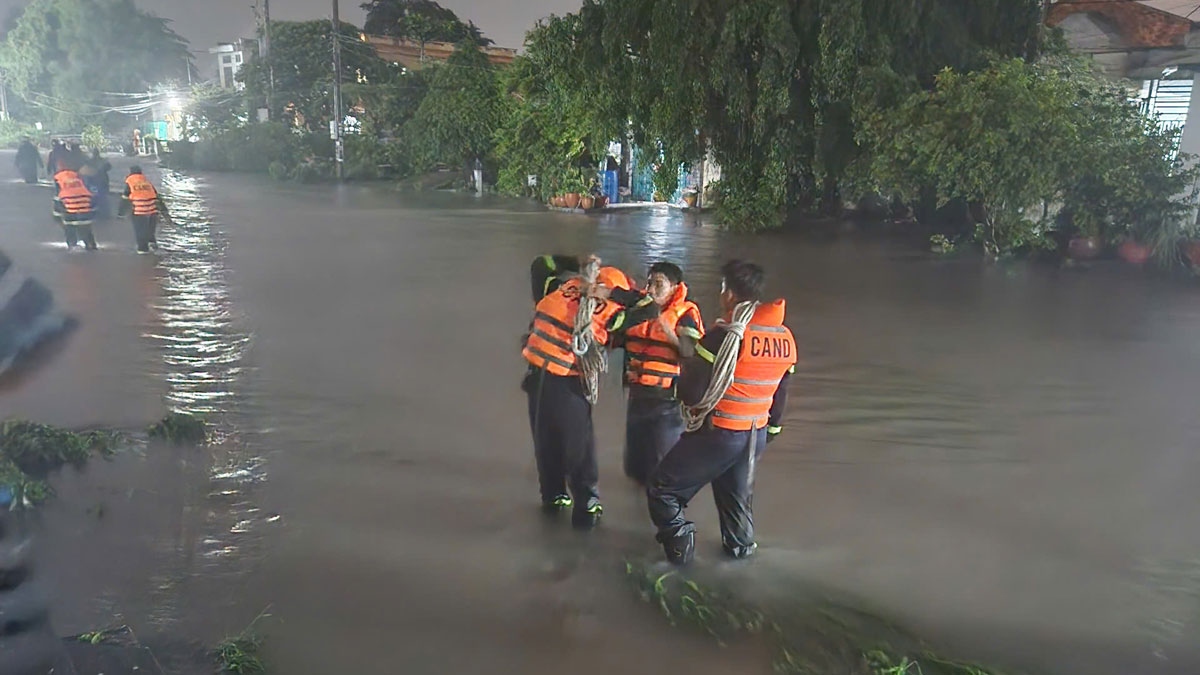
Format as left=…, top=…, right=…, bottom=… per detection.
left=682, top=300, right=759, bottom=432
left=571, top=258, right=608, bottom=405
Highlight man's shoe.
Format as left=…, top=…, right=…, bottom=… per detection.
left=571, top=499, right=603, bottom=530
left=663, top=532, right=695, bottom=566
left=541, top=494, right=573, bottom=515
left=722, top=542, right=757, bottom=560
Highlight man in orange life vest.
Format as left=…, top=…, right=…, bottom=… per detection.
left=647, top=260, right=796, bottom=565
left=522, top=258, right=658, bottom=528
left=622, top=262, right=704, bottom=485
left=118, top=166, right=170, bottom=254
left=53, top=165, right=97, bottom=251
left=530, top=255, right=581, bottom=305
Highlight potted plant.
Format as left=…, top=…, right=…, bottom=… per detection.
left=1117, top=238, right=1151, bottom=265
left=580, top=194, right=595, bottom=210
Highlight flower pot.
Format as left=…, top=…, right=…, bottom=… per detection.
left=552, top=195, right=564, bottom=208
left=682, top=193, right=698, bottom=208
left=580, top=195, right=595, bottom=210
left=1067, top=236, right=1102, bottom=261
left=564, top=193, right=581, bottom=209
left=1117, top=240, right=1151, bottom=265
left=1185, top=240, right=1200, bottom=268
left=596, top=195, right=609, bottom=208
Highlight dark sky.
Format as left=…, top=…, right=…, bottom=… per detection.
left=1, top=0, right=582, bottom=63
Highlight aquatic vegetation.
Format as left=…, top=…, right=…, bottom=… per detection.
left=215, top=610, right=271, bottom=674
left=0, top=421, right=127, bottom=506
left=626, top=561, right=1013, bottom=675
left=147, top=412, right=208, bottom=445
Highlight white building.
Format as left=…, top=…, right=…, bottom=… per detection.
left=209, top=40, right=255, bottom=90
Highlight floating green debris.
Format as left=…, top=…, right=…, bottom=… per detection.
left=625, top=561, right=1015, bottom=675
left=0, top=420, right=128, bottom=506
left=215, top=610, right=271, bottom=674
left=147, top=412, right=208, bottom=445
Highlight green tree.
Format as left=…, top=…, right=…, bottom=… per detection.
left=238, top=20, right=390, bottom=130
left=361, top=0, right=491, bottom=45
left=407, top=39, right=502, bottom=174
left=0, top=0, right=191, bottom=131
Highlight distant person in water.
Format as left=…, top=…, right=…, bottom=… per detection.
left=15, top=139, right=40, bottom=184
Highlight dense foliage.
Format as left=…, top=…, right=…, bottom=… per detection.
left=361, top=0, right=490, bottom=45
left=407, top=39, right=503, bottom=171
left=0, top=0, right=190, bottom=130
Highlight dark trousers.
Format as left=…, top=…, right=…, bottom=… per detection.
left=624, top=396, right=684, bottom=484
left=525, top=370, right=599, bottom=507
left=647, top=426, right=767, bottom=557
left=131, top=214, right=158, bottom=252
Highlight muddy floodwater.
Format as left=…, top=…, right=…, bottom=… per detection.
left=4, top=164, right=1200, bottom=674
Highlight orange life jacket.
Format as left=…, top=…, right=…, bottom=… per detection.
left=710, top=299, right=797, bottom=431
left=625, top=282, right=703, bottom=390
left=54, top=170, right=93, bottom=214
left=523, top=278, right=621, bottom=376
left=125, top=174, right=158, bottom=216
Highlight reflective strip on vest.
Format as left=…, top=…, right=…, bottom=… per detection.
left=522, top=279, right=606, bottom=377
left=126, top=176, right=158, bottom=216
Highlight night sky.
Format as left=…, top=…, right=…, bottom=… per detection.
left=0, top=0, right=583, bottom=63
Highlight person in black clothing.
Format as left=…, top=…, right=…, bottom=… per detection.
left=15, top=139, right=40, bottom=184
left=529, top=254, right=582, bottom=305
left=45, top=140, right=65, bottom=176
left=83, top=149, right=112, bottom=218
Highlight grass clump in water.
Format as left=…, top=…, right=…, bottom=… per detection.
left=215, top=610, right=270, bottom=674
left=0, top=420, right=126, bottom=506
left=626, top=561, right=1013, bottom=675
left=148, top=412, right=208, bottom=445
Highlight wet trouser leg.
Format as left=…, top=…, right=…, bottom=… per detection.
left=62, top=224, right=79, bottom=248
left=131, top=215, right=153, bottom=252
left=527, top=373, right=599, bottom=507
left=647, top=426, right=766, bottom=556
left=624, top=396, right=685, bottom=484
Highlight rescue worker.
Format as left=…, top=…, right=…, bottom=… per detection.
left=530, top=254, right=581, bottom=304
left=15, top=139, right=40, bottom=184
left=647, top=260, right=796, bottom=565
left=45, top=140, right=65, bottom=177
left=118, top=166, right=170, bottom=254
left=522, top=257, right=659, bottom=529
left=622, top=262, right=703, bottom=484
left=53, top=166, right=97, bottom=250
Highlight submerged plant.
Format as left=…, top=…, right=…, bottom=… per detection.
left=215, top=609, right=271, bottom=674
left=625, top=561, right=1013, bottom=675
left=0, top=421, right=128, bottom=506
left=147, top=412, right=208, bottom=445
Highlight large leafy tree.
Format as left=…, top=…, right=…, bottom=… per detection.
left=239, top=20, right=391, bottom=130
left=360, top=0, right=491, bottom=45
left=0, top=0, right=191, bottom=130
left=407, top=39, right=502, bottom=172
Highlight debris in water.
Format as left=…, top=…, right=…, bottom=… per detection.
left=147, top=412, right=208, bottom=445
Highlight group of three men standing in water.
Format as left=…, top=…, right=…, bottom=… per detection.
left=521, top=254, right=796, bottom=565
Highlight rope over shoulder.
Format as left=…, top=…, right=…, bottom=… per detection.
left=681, top=300, right=759, bottom=432
left=571, top=257, right=608, bottom=405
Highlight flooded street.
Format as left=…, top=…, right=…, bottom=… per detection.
left=5, top=164, right=1200, bottom=674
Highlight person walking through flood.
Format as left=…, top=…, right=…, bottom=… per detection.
left=81, top=149, right=112, bottom=218
left=14, top=139, right=40, bottom=184
left=53, top=165, right=97, bottom=250
left=522, top=256, right=659, bottom=528
left=118, top=166, right=169, bottom=254
left=621, top=262, right=704, bottom=485
left=44, top=140, right=66, bottom=176
left=646, top=260, right=796, bottom=565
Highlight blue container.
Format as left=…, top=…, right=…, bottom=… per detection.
left=601, top=170, right=619, bottom=205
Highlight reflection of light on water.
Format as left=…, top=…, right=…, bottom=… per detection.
left=140, top=171, right=273, bottom=629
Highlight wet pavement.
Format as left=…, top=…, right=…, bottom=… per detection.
left=3, top=154, right=1200, bottom=673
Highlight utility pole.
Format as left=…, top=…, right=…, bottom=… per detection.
left=332, top=0, right=344, bottom=180
left=0, top=75, right=8, bottom=122
left=263, top=0, right=274, bottom=112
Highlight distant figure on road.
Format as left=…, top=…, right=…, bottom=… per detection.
left=118, top=166, right=169, bottom=254
left=45, top=140, right=66, bottom=176
left=15, top=139, right=40, bottom=184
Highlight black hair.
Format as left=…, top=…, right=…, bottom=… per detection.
left=720, top=259, right=765, bottom=303
left=552, top=255, right=581, bottom=274
left=129, top=165, right=144, bottom=175
left=647, top=261, right=683, bottom=285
